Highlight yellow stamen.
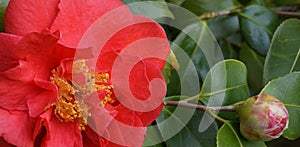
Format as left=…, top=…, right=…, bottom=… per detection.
left=48, top=60, right=115, bottom=131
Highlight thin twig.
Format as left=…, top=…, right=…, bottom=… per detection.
left=272, top=5, right=300, bottom=12
left=200, top=7, right=241, bottom=19
left=164, top=101, right=235, bottom=111
left=273, top=11, right=300, bottom=18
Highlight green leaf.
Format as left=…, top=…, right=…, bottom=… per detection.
left=181, top=0, right=240, bottom=16
left=0, top=0, right=9, bottom=32
left=167, top=21, right=222, bottom=96
left=261, top=72, right=300, bottom=140
left=172, top=23, right=211, bottom=81
left=263, top=18, right=300, bottom=84
left=239, top=43, right=264, bottom=94
left=143, top=125, right=165, bottom=147
left=156, top=96, right=218, bottom=147
left=207, top=15, right=240, bottom=39
left=166, top=0, right=185, bottom=5
left=239, top=4, right=280, bottom=56
left=200, top=59, right=250, bottom=106
left=219, top=40, right=238, bottom=59
left=217, top=123, right=266, bottom=147
left=122, top=0, right=174, bottom=19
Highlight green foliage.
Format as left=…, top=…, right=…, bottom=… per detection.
left=166, top=21, right=220, bottom=96
left=264, top=19, right=300, bottom=84
left=239, top=4, right=280, bottom=55
left=261, top=72, right=300, bottom=140
left=1, top=0, right=300, bottom=146
left=0, top=0, right=9, bottom=32
left=181, top=0, right=240, bottom=16
left=155, top=96, right=218, bottom=147
left=121, top=0, right=174, bottom=19
left=200, top=59, right=250, bottom=106
left=217, top=123, right=266, bottom=147
left=239, top=43, right=265, bottom=93
left=153, top=1, right=300, bottom=146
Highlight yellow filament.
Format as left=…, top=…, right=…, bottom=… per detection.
left=49, top=60, right=115, bottom=131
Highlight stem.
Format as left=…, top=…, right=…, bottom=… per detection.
left=181, top=94, right=200, bottom=102
left=207, top=109, right=228, bottom=123
left=272, top=5, right=300, bottom=12
left=200, top=7, right=241, bottom=19
left=164, top=101, right=235, bottom=111
left=273, top=11, right=300, bottom=18
left=200, top=5, right=300, bottom=19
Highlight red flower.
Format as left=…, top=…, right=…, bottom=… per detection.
left=0, top=0, right=170, bottom=146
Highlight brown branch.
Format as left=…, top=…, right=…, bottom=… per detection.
left=272, top=5, right=300, bottom=12
left=164, top=101, right=235, bottom=111
left=199, top=7, right=242, bottom=19
left=273, top=11, right=300, bottom=18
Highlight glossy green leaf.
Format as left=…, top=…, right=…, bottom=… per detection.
left=263, top=18, right=300, bottom=84
left=217, top=123, right=266, bottom=147
left=167, top=21, right=222, bottom=96
left=122, top=0, right=174, bottom=19
left=200, top=59, right=250, bottom=106
left=207, top=15, right=240, bottom=39
left=181, top=0, right=240, bottom=16
left=239, top=43, right=264, bottom=94
left=194, top=0, right=241, bottom=39
left=172, top=23, right=211, bottom=81
left=143, top=125, right=165, bottom=147
left=0, top=0, right=9, bottom=32
left=156, top=96, right=218, bottom=147
left=239, top=4, right=280, bottom=55
left=219, top=40, right=238, bottom=59
left=261, top=72, right=300, bottom=140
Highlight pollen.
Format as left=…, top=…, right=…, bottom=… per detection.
left=49, top=60, right=115, bottom=131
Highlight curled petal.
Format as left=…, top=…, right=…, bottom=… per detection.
left=36, top=109, right=83, bottom=147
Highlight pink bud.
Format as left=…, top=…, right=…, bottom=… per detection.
left=238, top=94, right=288, bottom=141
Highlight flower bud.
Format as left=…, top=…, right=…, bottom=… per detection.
left=238, top=94, right=288, bottom=141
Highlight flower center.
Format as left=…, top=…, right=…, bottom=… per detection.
left=49, top=60, right=115, bottom=131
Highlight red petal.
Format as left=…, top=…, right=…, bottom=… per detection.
left=5, top=0, right=60, bottom=36
left=0, top=32, right=74, bottom=111
left=0, top=33, right=21, bottom=72
left=0, top=109, right=36, bottom=147
left=82, top=126, right=100, bottom=147
left=38, top=109, right=83, bottom=147
left=10, top=32, right=64, bottom=80
left=50, top=0, right=125, bottom=47
left=114, top=105, right=144, bottom=127
left=138, top=103, right=163, bottom=126
left=0, top=137, right=15, bottom=147
left=103, top=106, right=146, bottom=147
left=0, top=75, right=44, bottom=110
left=27, top=79, right=57, bottom=117
left=129, top=60, right=166, bottom=126
left=97, top=15, right=169, bottom=72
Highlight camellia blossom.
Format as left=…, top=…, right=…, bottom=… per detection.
left=238, top=94, right=289, bottom=141
left=0, top=0, right=170, bottom=147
